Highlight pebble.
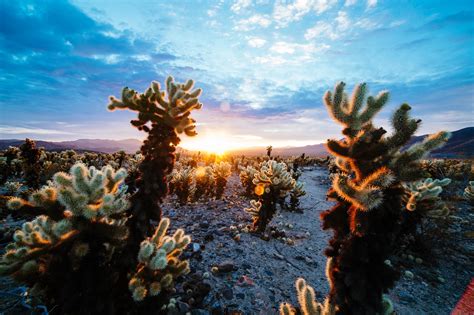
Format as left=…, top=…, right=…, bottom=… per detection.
left=222, top=288, right=234, bottom=300
left=192, top=243, right=201, bottom=252
left=217, top=261, right=235, bottom=273
left=405, top=270, right=414, bottom=279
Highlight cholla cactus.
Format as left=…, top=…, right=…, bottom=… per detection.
left=129, top=218, right=190, bottom=302
left=212, top=161, right=232, bottom=199
left=321, top=82, right=449, bottom=313
left=289, top=181, right=306, bottom=212
left=108, top=77, right=202, bottom=241
left=0, top=162, right=130, bottom=312
left=19, top=139, right=43, bottom=188
left=245, top=160, right=296, bottom=232
left=3, top=181, right=23, bottom=196
left=170, top=166, right=194, bottom=205
left=464, top=181, right=474, bottom=204
left=280, top=278, right=335, bottom=315
left=239, top=165, right=258, bottom=197
left=404, top=178, right=451, bottom=217
left=192, top=166, right=215, bottom=201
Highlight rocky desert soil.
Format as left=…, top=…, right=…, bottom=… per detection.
left=163, top=166, right=473, bottom=315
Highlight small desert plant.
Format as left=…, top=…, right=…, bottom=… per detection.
left=129, top=217, right=191, bottom=301
left=266, top=145, right=273, bottom=158
left=211, top=161, right=232, bottom=199
left=289, top=181, right=306, bottom=212
left=320, top=82, right=449, bottom=313
left=280, top=276, right=393, bottom=315
left=245, top=160, right=296, bottom=233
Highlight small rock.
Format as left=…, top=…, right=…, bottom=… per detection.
left=438, top=276, right=445, bottom=283
left=233, top=234, right=241, bottom=242
left=217, top=261, right=235, bottom=273
left=222, top=288, right=234, bottom=300
left=192, top=243, right=201, bottom=252
left=415, top=257, right=423, bottom=264
left=404, top=270, right=414, bottom=279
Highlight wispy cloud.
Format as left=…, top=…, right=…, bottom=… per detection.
left=234, top=14, right=271, bottom=31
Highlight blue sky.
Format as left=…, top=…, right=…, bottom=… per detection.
left=1, top=0, right=473, bottom=149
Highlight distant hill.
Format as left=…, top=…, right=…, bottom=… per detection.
left=0, top=138, right=142, bottom=154
left=1, top=127, right=472, bottom=158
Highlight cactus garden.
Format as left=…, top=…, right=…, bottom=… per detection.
left=1, top=1, right=473, bottom=314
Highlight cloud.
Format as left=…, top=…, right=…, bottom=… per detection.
left=367, top=0, right=377, bottom=8
left=345, top=0, right=357, bottom=6
left=231, top=0, right=252, bottom=13
left=247, top=36, right=267, bottom=48
left=273, top=0, right=338, bottom=27
left=305, top=11, right=351, bottom=40
left=234, top=14, right=271, bottom=31
left=0, top=126, right=75, bottom=135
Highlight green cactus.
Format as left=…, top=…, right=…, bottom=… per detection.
left=129, top=217, right=191, bottom=302
left=108, top=76, right=202, bottom=242
left=245, top=160, right=296, bottom=233
left=289, top=181, right=306, bottom=212
left=212, top=161, right=232, bottom=199
left=320, top=82, right=449, bottom=314
left=0, top=162, right=130, bottom=313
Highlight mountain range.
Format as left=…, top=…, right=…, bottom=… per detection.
left=0, top=127, right=472, bottom=158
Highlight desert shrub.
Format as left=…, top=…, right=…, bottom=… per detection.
left=320, top=82, right=449, bottom=313
left=211, top=161, right=232, bottom=199
left=0, top=146, right=20, bottom=184
left=245, top=160, right=296, bottom=233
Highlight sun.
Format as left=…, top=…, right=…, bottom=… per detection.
left=181, top=134, right=234, bottom=155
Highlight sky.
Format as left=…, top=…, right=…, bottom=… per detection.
left=0, top=0, right=473, bottom=150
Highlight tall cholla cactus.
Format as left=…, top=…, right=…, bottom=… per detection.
left=404, top=178, right=451, bottom=217
left=463, top=181, right=474, bottom=204
left=239, top=165, right=258, bottom=197
left=108, top=76, right=202, bottom=241
left=212, top=161, right=232, bottom=199
left=320, top=82, right=449, bottom=314
left=129, top=218, right=190, bottom=302
left=245, top=160, right=296, bottom=233
left=0, top=162, right=130, bottom=313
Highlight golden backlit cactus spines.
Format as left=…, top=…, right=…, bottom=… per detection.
left=321, top=82, right=450, bottom=314
left=108, top=76, right=202, bottom=136
left=129, top=217, right=191, bottom=302
left=280, top=278, right=335, bottom=315
left=212, top=161, right=232, bottom=199
left=404, top=177, right=451, bottom=217
left=324, top=82, right=388, bottom=136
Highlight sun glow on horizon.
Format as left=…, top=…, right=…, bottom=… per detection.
left=180, top=133, right=238, bottom=155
